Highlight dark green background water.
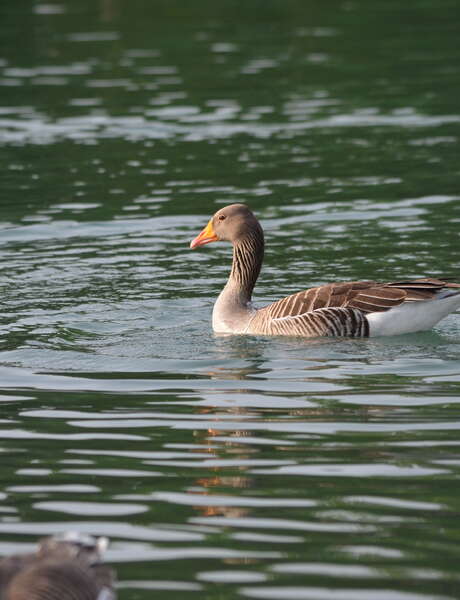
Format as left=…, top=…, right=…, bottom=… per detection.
left=1, top=1, right=460, bottom=598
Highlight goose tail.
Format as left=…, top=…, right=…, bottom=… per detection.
left=367, top=290, right=460, bottom=336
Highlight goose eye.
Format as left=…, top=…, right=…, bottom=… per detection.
left=218, top=215, right=226, bottom=221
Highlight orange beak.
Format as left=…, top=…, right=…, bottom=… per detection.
left=190, top=219, right=218, bottom=249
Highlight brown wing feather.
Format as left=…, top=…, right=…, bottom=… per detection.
left=264, top=281, right=376, bottom=319
left=262, top=277, right=459, bottom=320
left=347, top=287, right=407, bottom=313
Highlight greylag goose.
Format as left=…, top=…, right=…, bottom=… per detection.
left=0, top=533, right=115, bottom=600
left=190, top=203, right=460, bottom=337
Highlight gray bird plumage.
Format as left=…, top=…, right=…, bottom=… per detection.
left=0, top=533, right=115, bottom=600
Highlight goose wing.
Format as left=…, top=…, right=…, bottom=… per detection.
left=348, top=278, right=460, bottom=311
left=249, top=278, right=460, bottom=337
left=262, top=278, right=459, bottom=319
left=260, top=280, right=398, bottom=320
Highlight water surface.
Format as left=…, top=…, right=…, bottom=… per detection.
left=1, top=1, right=460, bottom=599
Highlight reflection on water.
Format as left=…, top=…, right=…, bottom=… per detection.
left=1, top=0, right=460, bottom=599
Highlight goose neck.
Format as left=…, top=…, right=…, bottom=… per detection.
left=228, top=230, right=264, bottom=304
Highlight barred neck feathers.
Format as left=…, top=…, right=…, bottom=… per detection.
left=229, top=228, right=264, bottom=303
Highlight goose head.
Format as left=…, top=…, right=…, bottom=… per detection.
left=37, top=532, right=108, bottom=565
left=190, top=203, right=262, bottom=248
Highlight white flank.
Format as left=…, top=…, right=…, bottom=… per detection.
left=97, top=588, right=116, bottom=600
left=367, top=291, right=460, bottom=336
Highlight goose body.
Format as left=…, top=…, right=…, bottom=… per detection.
left=0, top=533, right=115, bottom=600
left=190, top=204, right=460, bottom=338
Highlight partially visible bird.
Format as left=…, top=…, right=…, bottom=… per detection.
left=0, top=532, right=115, bottom=600
left=190, top=203, right=460, bottom=337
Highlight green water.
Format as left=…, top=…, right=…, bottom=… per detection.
left=1, top=1, right=460, bottom=599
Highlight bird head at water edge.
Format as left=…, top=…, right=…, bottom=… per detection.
left=0, top=533, right=116, bottom=600
left=189, top=204, right=263, bottom=248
